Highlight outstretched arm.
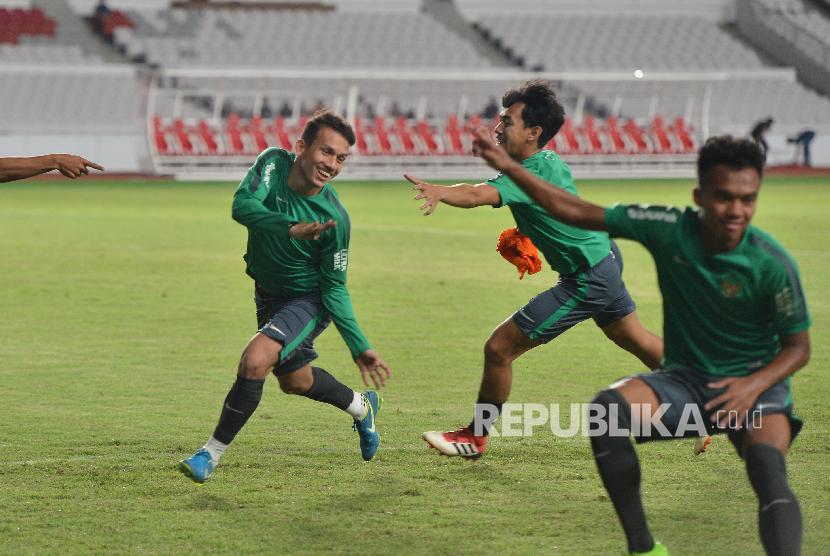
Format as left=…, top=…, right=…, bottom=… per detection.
left=471, top=128, right=606, bottom=230
left=404, top=174, right=500, bottom=215
left=0, top=154, right=104, bottom=183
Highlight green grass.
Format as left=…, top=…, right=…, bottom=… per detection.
left=0, top=176, right=827, bottom=555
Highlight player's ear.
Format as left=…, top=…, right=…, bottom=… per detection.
left=528, top=125, right=542, bottom=145
left=294, top=138, right=306, bottom=157
left=693, top=185, right=703, bottom=206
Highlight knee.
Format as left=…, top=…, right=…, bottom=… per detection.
left=483, top=336, right=514, bottom=367
left=238, top=348, right=279, bottom=379
left=278, top=376, right=308, bottom=395
left=590, top=388, right=633, bottom=430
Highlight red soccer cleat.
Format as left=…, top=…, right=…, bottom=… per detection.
left=423, top=426, right=488, bottom=460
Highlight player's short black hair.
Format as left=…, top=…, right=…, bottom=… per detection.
left=697, top=135, right=765, bottom=188
left=502, top=79, right=566, bottom=147
left=302, top=109, right=356, bottom=147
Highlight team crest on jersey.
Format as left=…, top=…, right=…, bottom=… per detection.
left=720, top=280, right=743, bottom=298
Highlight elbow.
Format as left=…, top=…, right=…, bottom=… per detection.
left=230, top=199, right=245, bottom=223
left=799, top=343, right=811, bottom=368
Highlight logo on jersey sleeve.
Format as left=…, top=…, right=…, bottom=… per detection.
left=333, top=249, right=349, bottom=271
left=262, top=162, right=277, bottom=189
left=626, top=206, right=679, bottom=223
left=775, top=287, right=795, bottom=317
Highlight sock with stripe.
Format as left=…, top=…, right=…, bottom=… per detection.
left=212, top=376, right=265, bottom=446
left=590, top=389, right=654, bottom=554
left=745, top=443, right=802, bottom=555
left=301, top=366, right=365, bottom=420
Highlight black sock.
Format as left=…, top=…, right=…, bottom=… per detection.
left=469, top=395, right=503, bottom=436
left=212, top=376, right=265, bottom=445
left=590, top=389, right=654, bottom=554
left=745, top=443, right=802, bottom=555
left=301, top=366, right=354, bottom=411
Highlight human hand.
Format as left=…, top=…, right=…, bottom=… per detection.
left=471, top=126, right=514, bottom=172
left=289, top=219, right=336, bottom=240
left=355, top=349, right=392, bottom=389
left=405, top=174, right=444, bottom=215
left=50, top=154, right=104, bottom=178
left=704, top=375, right=767, bottom=429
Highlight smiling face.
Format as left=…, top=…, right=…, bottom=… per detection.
left=291, top=126, right=350, bottom=193
left=694, top=165, right=761, bottom=252
left=493, top=102, right=541, bottom=161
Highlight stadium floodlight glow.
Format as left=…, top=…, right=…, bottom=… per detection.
left=634, top=69, right=644, bottom=79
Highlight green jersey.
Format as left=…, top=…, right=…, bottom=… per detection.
left=487, top=150, right=611, bottom=274
left=605, top=204, right=811, bottom=376
left=231, top=148, right=370, bottom=358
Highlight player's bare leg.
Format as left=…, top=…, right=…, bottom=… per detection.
left=423, top=318, right=541, bottom=459
left=602, top=313, right=711, bottom=454
left=600, top=312, right=663, bottom=370
left=739, top=413, right=801, bottom=554
left=179, top=333, right=281, bottom=482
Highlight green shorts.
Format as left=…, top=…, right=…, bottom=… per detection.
left=635, top=367, right=803, bottom=454
left=255, top=285, right=330, bottom=375
left=512, top=241, right=636, bottom=342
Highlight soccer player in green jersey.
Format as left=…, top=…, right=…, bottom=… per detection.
left=178, top=110, right=392, bottom=483
left=0, top=153, right=103, bottom=182
left=411, top=80, right=663, bottom=459
left=472, top=130, right=810, bottom=555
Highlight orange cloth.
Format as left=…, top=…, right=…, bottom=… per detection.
left=496, top=227, right=542, bottom=279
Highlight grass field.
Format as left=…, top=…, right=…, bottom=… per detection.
left=0, top=176, right=828, bottom=555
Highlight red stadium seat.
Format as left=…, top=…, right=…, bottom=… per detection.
left=623, top=119, right=650, bottom=154
left=173, top=118, right=194, bottom=155
left=414, top=120, right=439, bottom=155
left=393, top=116, right=416, bottom=155
left=672, top=117, right=695, bottom=153
left=582, top=116, right=604, bottom=153
left=248, top=116, right=269, bottom=153
left=352, top=116, right=370, bottom=156
left=372, top=116, right=393, bottom=155
left=651, top=116, right=673, bottom=154
left=198, top=120, right=218, bottom=154
left=274, top=117, right=294, bottom=150
left=605, top=117, right=627, bottom=153
left=445, top=114, right=464, bottom=155
left=560, top=118, right=581, bottom=154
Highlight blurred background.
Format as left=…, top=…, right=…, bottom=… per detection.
left=0, top=0, right=828, bottom=179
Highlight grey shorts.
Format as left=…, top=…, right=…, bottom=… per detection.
left=634, top=367, right=802, bottom=451
left=255, top=285, right=331, bottom=375
left=512, top=241, right=636, bottom=343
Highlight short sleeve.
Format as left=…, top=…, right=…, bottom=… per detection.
left=768, top=257, right=811, bottom=335
left=486, top=172, right=530, bottom=207
left=604, top=204, right=682, bottom=251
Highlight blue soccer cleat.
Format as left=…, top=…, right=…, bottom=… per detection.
left=353, top=390, right=382, bottom=461
left=178, top=448, right=215, bottom=483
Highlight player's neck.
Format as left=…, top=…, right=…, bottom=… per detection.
left=698, top=224, right=743, bottom=253
left=513, top=147, right=542, bottom=162
left=287, top=165, right=323, bottom=196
